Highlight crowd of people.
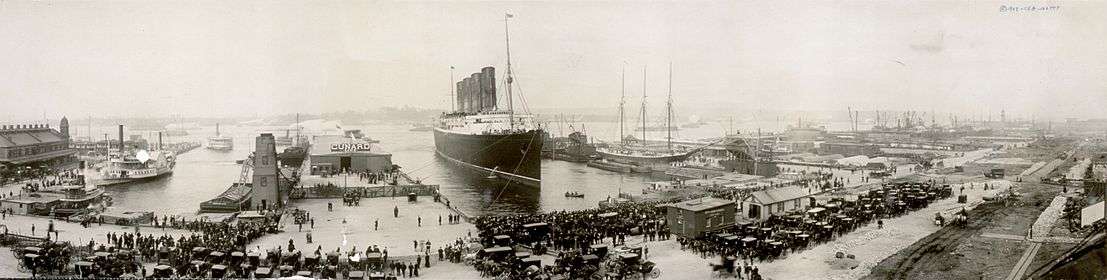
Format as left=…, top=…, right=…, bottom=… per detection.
left=314, top=168, right=400, bottom=186
left=1, top=168, right=83, bottom=197
left=0, top=164, right=78, bottom=186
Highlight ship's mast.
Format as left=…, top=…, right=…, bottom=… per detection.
left=450, top=66, right=456, bottom=112
left=641, top=66, right=647, bottom=144
left=755, top=128, right=761, bottom=174
left=619, top=64, right=626, bottom=145
left=666, top=62, right=673, bottom=152
left=504, top=13, right=515, bottom=130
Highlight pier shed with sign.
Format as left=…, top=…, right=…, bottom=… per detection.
left=309, top=135, right=392, bottom=174
left=666, top=197, right=737, bottom=237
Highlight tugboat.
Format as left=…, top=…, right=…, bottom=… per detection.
left=433, top=14, right=544, bottom=188
left=564, top=191, right=585, bottom=198
left=275, top=129, right=294, bottom=146
left=277, top=146, right=307, bottom=168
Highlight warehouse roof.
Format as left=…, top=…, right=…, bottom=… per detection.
left=668, top=197, right=735, bottom=212
left=0, top=127, right=65, bottom=148
left=746, top=186, right=810, bottom=205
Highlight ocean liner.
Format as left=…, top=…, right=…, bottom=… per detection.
left=433, top=14, right=544, bottom=188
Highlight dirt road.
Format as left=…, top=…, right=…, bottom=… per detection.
left=863, top=200, right=1006, bottom=280
left=864, top=146, right=1075, bottom=280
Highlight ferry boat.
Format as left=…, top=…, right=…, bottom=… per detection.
left=207, top=123, right=234, bottom=151
left=95, top=125, right=176, bottom=186
left=99, top=149, right=175, bottom=186
left=433, top=14, right=544, bottom=188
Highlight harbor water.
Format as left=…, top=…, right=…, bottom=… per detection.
left=79, top=123, right=656, bottom=217
left=78, top=119, right=862, bottom=216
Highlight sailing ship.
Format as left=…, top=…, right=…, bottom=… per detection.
left=596, top=64, right=694, bottom=165
left=433, top=14, right=544, bottom=188
left=206, top=123, right=234, bottom=151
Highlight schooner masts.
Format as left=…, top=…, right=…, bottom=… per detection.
left=624, top=63, right=674, bottom=152
left=641, top=66, right=647, bottom=143
left=504, top=13, right=515, bottom=130
left=619, top=64, right=626, bottom=145
left=666, top=62, right=673, bottom=152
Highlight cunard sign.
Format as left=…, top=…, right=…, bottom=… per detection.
left=330, top=143, right=372, bottom=152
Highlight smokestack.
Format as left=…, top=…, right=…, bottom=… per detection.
left=158, top=131, right=163, bottom=151
left=118, top=124, right=125, bottom=154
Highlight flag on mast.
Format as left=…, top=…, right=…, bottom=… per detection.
left=506, top=13, right=514, bottom=18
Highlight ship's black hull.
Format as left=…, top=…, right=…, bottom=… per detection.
left=433, top=128, right=543, bottom=188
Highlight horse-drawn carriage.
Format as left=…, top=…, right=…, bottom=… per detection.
left=16, top=242, right=74, bottom=276
left=936, top=209, right=968, bottom=227
left=710, top=256, right=739, bottom=278
left=605, top=248, right=659, bottom=280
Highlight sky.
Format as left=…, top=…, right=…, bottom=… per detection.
left=1, top=0, right=1104, bottom=121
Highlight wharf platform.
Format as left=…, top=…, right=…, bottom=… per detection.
left=248, top=196, right=475, bottom=259
left=292, top=171, right=438, bottom=199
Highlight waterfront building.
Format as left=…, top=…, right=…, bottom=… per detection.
left=0, top=192, right=62, bottom=215
left=309, top=135, right=393, bottom=175
left=818, top=142, right=880, bottom=157
left=783, top=124, right=826, bottom=141
left=0, top=119, right=79, bottom=180
left=665, top=197, right=736, bottom=237
left=741, top=186, right=812, bottom=221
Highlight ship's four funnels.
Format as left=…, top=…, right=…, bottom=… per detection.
left=455, top=67, right=497, bottom=113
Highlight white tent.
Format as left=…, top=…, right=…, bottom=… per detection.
left=1081, top=201, right=1104, bottom=227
